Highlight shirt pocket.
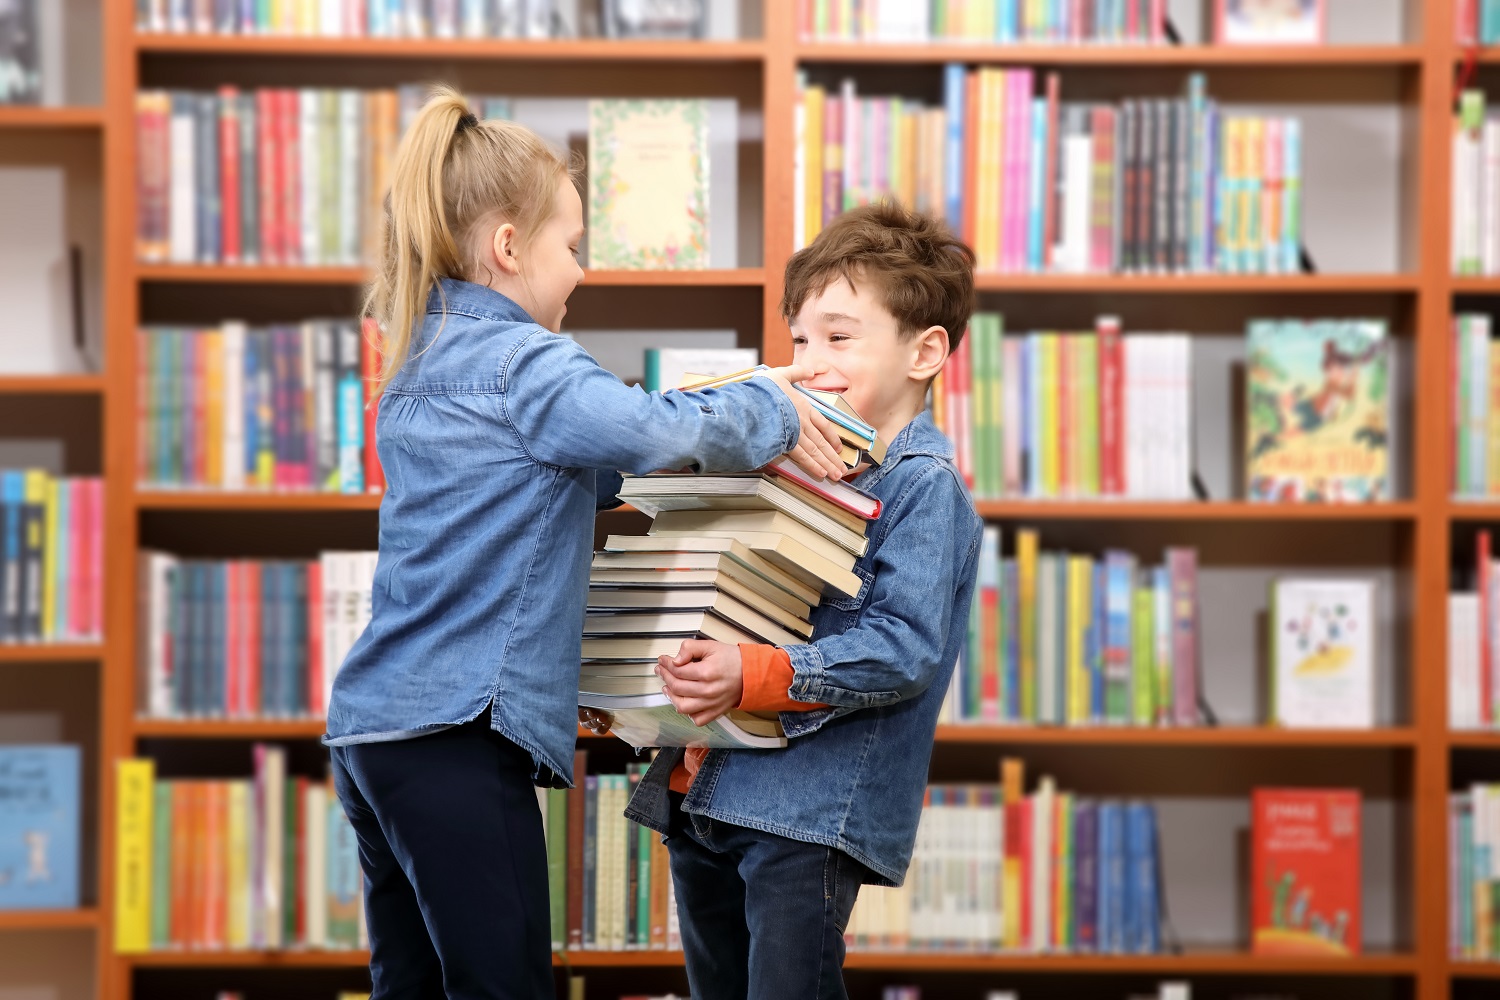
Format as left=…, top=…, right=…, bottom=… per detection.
left=823, top=564, right=876, bottom=618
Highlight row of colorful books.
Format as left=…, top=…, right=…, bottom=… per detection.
left=1451, top=91, right=1500, bottom=277
left=1448, top=783, right=1500, bottom=959
left=113, top=749, right=366, bottom=952
left=1456, top=0, right=1500, bottom=44
left=137, top=551, right=376, bottom=721
left=942, top=531, right=1202, bottom=728
left=795, top=69, right=1304, bottom=276
left=539, top=757, right=682, bottom=951
left=137, top=322, right=384, bottom=493
left=138, top=0, right=559, bottom=38
left=797, top=0, right=1167, bottom=44
left=849, top=762, right=1163, bottom=953
left=932, top=315, right=1193, bottom=501
left=0, top=472, right=104, bottom=645
left=1452, top=314, right=1498, bottom=498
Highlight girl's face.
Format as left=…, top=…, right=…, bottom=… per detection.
left=488, top=175, right=586, bottom=333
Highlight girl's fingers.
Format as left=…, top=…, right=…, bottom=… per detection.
left=807, top=410, right=846, bottom=477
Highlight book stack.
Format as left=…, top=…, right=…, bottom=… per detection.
left=798, top=0, right=1167, bottom=44
left=578, top=369, right=884, bottom=749
left=1457, top=2, right=1500, bottom=45
left=795, top=70, right=1305, bottom=277
left=846, top=758, right=1163, bottom=954
left=1452, top=91, right=1500, bottom=277
left=0, top=471, right=104, bottom=645
left=137, top=550, right=377, bottom=720
left=1449, top=784, right=1500, bottom=959
left=932, top=313, right=1193, bottom=501
left=138, top=322, right=384, bottom=494
left=944, top=527, right=1202, bottom=728
left=538, top=755, right=683, bottom=952
left=1453, top=313, right=1500, bottom=498
left=113, top=751, right=366, bottom=953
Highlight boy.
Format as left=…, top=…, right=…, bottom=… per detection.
left=622, top=201, right=983, bottom=1000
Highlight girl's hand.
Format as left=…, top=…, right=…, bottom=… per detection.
left=578, top=707, right=613, bottom=736
left=760, top=365, right=846, bottom=481
left=657, top=641, right=744, bottom=727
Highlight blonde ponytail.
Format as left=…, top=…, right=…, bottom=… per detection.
left=364, top=85, right=572, bottom=394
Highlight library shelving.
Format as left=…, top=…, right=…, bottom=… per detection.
left=0, top=0, right=1462, bottom=998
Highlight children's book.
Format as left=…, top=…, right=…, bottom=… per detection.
left=643, top=348, right=757, bottom=392
left=578, top=692, right=788, bottom=749
left=1245, top=319, right=1390, bottom=503
left=588, top=99, right=710, bottom=270
left=0, top=745, right=80, bottom=910
left=1269, top=578, right=1375, bottom=728
left=1251, top=788, right=1361, bottom=956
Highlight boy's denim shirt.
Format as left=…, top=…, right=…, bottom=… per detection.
left=625, top=412, right=983, bottom=886
left=323, top=278, right=801, bottom=786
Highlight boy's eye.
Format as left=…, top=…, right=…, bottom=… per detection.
left=791, top=335, right=807, bottom=346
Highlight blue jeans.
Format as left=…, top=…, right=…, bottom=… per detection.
left=666, top=794, right=868, bottom=1000
left=330, top=715, right=552, bottom=1000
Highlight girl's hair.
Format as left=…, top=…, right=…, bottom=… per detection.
left=364, top=85, right=572, bottom=393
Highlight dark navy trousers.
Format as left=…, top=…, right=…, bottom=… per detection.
left=330, top=715, right=553, bottom=1000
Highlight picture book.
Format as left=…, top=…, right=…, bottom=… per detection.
left=1245, top=319, right=1390, bottom=503
left=0, top=745, right=80, bottom=910
left=588, top=99, right=709, bottom=270
left=1215, top=0, right=1326, bottom=45
left=1270, top=578, right=1375, bottom=729
left=1251, top=788, right=1361, bottom=956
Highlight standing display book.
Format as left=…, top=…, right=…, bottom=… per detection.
left=0, top=745, right=81, bottom=910
left=1251, top=788, right=1361, bottom=957
left=1269, top=578, right=1375, bottom=729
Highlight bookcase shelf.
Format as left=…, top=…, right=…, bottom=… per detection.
left=1446, top=501, right=1500, bottom=520
left=1447, top=731, right=1500, bottom=748
left=971, top=273, right=1422, bottom=294
left=134, top=34, right=768, bottom=64
left=131, top=719, right=328, bottom=739
left=0, top=374, right=107, bottom=395
left=0, top=644, right=105, bottom=663
left=934, top=725, right=1419, bottom=748
left=795, top=43, right=1425, bottom=68
left=1452, top=276, right=1500, bottom=294
left=133, top=491, right=383, bottom=512
left=973, top=500, right=1420, bottom=521
left=0, top=107, right=106, bottom=130
left=1451, top=960, right=1500, bottom=977
left=0, top=908, right=101, bottom=932
left=135, top=264, right=766, bottom=288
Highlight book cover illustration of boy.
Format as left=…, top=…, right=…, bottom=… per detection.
left=1246, top=320, right=1389, bottom=503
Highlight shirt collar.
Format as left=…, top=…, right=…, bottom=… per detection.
left=425, top=277, right=536, bottom=325
left=855, top=410, right=954, bottom=488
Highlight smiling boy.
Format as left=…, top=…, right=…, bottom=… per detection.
left=623, top=202, right=984, bottom=1000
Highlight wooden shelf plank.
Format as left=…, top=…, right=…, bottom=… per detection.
left=0, top=908, right=100, bottom=931
left=1448, top=731, right=1500, bottom=748
left=0, top=644, right=105, bottom=663
left=124, top=950, right=372, bottom=968
left=135, top=34, right=767, bottom=62
left=135, top=264, right=765, bottom=287
left=133, top=718, right=328, bottom=739
left=1451, top=277, right=1500, bottom=294
left=1447, top=501, right=1500, bottom=521
left=797, top=43, right=1423, bottom=66
left=974, top=500, right=1418, bottom=521
left=974, top=273, right=1420, bottom=293
left=134, top=491, right=383, bottom=511
left=0, top=374, right=106, bottom=395
left=935, top=725, right=1418, bottom=747
left=1451, top=960, right=1500, bottom=978
left=0, top=106, right=105, bottom=129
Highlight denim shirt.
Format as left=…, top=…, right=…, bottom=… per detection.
left=625, top=412, right=983, bottom=885
left=324, top=278, right=800, bottom=786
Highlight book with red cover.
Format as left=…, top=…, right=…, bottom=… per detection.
left=361, top=318, right=385, bottom=494
left=1097, top=316, right=1124, bottom=496
left=1251, top=788, right=1361, bottom=956
left=306, top=559, right=323, bottom=717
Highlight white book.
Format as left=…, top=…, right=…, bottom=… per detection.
left=300, top=90, right=321, bottom=265
left=221, top=322, right=246, bottom=490
left=1485, top=118, right=1500, bottom=276
left=1174, top=335, right=1194, bottom=499
left=1451, top=593, right=1481, bottom=730
left=169, top=95, right=197, bottom=263
left=1031, top=778, right=1054, bottom=952
left=141, top=552, right=176, bottom=717
left=1060, top=130, right=1093, bottom=274
left=1123, top=337, right=1141, bottom=498
left=321, top=0, right=343, bottom=35
left=1270, top=578, right=1376, bottom=728
left=304, top=784, right=329, bottom=947
left=339, top=90, right=362, bottom=264
left=1037, top=553, right=1059, bottom=724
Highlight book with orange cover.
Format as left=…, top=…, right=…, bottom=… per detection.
left=1251, top=788, right=1361, bottom=956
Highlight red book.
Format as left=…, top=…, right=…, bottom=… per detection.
left=361, top=318, right=385, bottom=493
left=1150, top=0, right=1166, bottom=43
left=1125, top=0, right=1138, bottom=39
left=202, top=782, right=225, bottom=949
left=1251, top=788, right=1361, bottom=957
left=224, top=562, right=240, bottom=717
left=256, top=89, right=279, bottom=264
left=85, top=479, right=103, bottom=639
left=246, top=562, right=262, bottom=716
left=294, top=776, right=308, bottom=943
left=67, top=480, right=84, bottom=640
left=306, top=559, right=323, bottom=717
left=1481, top=531, right=1493, bottom=726
left=1097, top=316, right=1124, bottom=495
left=280, top=89, right=301, bottom=266
left=1041, top=73, right=1061, bottom=270
left=170, top=782, right=190, bottom=947
left=218, top=86, right=241, bottom=264
left=980, top=559, right=1000, bottom=719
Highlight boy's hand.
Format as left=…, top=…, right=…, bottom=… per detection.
left=578, top=707, right=613, bottom=736
left=658, top=640, right=744, bottom=727
left=760, top=365, right=846, bottom=481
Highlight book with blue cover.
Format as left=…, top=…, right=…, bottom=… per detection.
left=0, top=745, right=80, bottom=909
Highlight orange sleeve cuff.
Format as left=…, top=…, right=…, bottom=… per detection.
left=735, top=644, right=827, bottom=713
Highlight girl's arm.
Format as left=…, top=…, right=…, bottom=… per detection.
left=503, top=332, right=801, bottom=476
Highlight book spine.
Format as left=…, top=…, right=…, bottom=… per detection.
left=362, top=319, right=385, bottom=493
left=1167, top=547, right=1198, bottom=726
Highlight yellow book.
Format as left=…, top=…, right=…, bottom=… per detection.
left=900, top=109, right=919, bottom=211
left=1066, top=556, right=1091, bottom=724
left=982, top=70, right=1005, bottom=270
left=225, top=780, right=250, bottom=949
left=804, top=85, right=824, bottom=247
left=1222, top=118, right=1243, bottom=270
left=1017, top=529, right=1038, bottom=720
left=1000, top=757, right=1024, bottom=949
left=1040, top=335, right=1060, bottom=497
left=203, top=329, right=224, bottom=488
left=114, top=758, right=155, bottom=953
left=1488, top=343, right=1500, bottom=496
left=1242, top=117, right=1264, bottom=270
left=41, top=474, right=57, bottom=642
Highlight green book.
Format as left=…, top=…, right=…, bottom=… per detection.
left=547, top=788, right=568, bottom=951
left=150, top=782, right=173, bottom=948
left=284, top=780, right=298, bottom=946
left=642, top=349, right=660, bottom=393
left=635, top=816, right=651, bottom=947
left=1131, top=587, right=1155, bottom=726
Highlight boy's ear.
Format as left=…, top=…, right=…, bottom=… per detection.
left=910, top=325, right=950, bottom=382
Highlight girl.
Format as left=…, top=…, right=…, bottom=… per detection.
left=325, top=87, right=845, bottom=1000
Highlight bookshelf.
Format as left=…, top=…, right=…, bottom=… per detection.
left=0, top=0, right=1470, bottom=997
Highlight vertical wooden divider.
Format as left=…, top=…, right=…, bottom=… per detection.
left=762, top=0, right=796, bottom=368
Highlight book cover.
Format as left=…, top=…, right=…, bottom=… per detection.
left=1252, top=787, right=1361, bottom=956
left=1246, top=319, right=1390, bottom=503
left=588, top=99, right=709, bottom=270
left=0, top=745, right=79, bottom=911
left=114, top=758, right=154, bottom=949
left=1270, top=578, right=1376, bottom=728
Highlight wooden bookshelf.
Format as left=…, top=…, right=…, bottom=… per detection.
left=40, top=0, right=1474, bottom=998
left=0, top=908, right=103, bottom=932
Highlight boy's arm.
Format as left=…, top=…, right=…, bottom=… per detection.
left=785, top=464, right=981, bottom=717
left=503, top=333, right=828, bottom=477
left=736, top=644, right=826, bottom=712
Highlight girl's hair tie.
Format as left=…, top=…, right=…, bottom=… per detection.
left=456, top=111, right=479, bottom=133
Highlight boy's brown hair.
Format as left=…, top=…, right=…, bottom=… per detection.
left=780, top=200, right=977, bottom=352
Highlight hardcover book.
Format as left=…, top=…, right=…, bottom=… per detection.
left=588, top=99, right=709, bottom=270
left=1270, top=578, right=1375, bottom=729
left=0, top=745, right=80, bottom=910
left=1251, top=788, right=1361, bottom=956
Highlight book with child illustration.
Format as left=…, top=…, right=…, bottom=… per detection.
left=579, top=374, right=884, bottom=750
left=1251, top=787, right=1361, bottom=956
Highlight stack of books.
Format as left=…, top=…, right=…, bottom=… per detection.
left=578, top=369, right=884, bottom=748
left=0, top=470, right=104, bottom=644
left=1448, top=783, right=1500, bottom=959
left=797, top=0, right=1168, bottom=45
left=1451, top=90, right=1500, bottom=277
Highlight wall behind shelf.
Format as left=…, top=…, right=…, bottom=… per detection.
left=0, top=931, right=94, bottom=1000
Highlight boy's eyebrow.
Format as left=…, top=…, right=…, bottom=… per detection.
left=819, top=312, right=861, bottom=325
